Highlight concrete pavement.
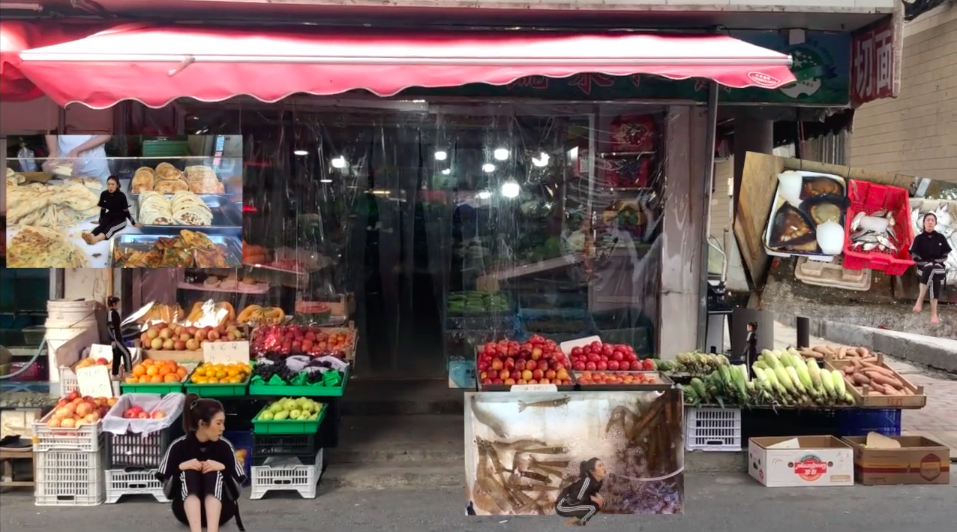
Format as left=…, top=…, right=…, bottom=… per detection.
left=1, top=473, right=955, bottom=532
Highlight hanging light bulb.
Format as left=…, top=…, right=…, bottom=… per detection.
left=476, top=190, right=492, bottom=200
left=493, top=148, right=509, bottom=161
left=482, top=163, right=496, bottom=173
left=293, top=150, right=308, bottom=156
left=501, top=181, right=521, bottom=199
left=531, top=152, right=550, bottom=167
left=331, top=156, right=347, bottom=169
left=441, top=168, right=451, bottom=175
left=434, top=150, right=448, bottom=161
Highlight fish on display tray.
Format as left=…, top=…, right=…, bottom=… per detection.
left=849, top=209, right=902, bottom=254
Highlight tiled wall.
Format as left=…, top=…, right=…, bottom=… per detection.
left=849, top=5, right=957, bottom=182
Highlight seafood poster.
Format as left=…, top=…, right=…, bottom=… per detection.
left=464, top=389, right=684, bottom=521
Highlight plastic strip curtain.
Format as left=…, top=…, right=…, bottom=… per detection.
left=189, top=100, right=669, bottom=379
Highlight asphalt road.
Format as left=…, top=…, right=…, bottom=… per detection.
left=2, top=473, right=954, bottom=532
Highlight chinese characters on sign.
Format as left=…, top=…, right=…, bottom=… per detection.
left=851, top=17, right=899, bottom=106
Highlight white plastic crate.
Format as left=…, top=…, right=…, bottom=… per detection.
left=59, top=366, right=78, bottom=394
left=684, top=407, right=742, bottom=452
left=250, top=449, right=323, bottom=500
left=105, top=469, right=169, bottom=504
left=35, top=447, right=106, bottom=506
left=33, top=412, right=102, bottom=452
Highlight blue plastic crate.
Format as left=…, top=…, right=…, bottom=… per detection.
left=837, top=408, right=902, bottom=437
left=223, top=430, right=253, bottom=486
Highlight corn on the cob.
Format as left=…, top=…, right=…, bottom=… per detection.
left=831, top=369, right=846, bottom=397
left=786, top=366, right=807, bottom=395
left=820, top=367, right=836, bottom=398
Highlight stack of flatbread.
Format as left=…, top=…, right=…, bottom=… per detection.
left=6, top=168, right=26, bottom=187
left=153, top=162, right=189, bottom=194
left=138, top=190, right=213, bottom=226
left=131, top=167, right=155, bottom=194
left=185, top=165, right=225, bottom=194
left=8, top=225, right=89, bottom=268
left=65, top=177, right=103, bottom=193
left=7, top=182, right=100, bottom=228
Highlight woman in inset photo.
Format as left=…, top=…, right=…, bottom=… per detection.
left=911, top=212, right=952, bottom=324
left=82, top=175, right=141, bottom=245
left=556, top=457, right=606, bottom=526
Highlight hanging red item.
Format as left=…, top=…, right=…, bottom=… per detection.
left=15, top=24, right=796, bottom=109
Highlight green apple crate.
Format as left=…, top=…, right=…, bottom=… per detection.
left=252, top=399, right=327, bottom=435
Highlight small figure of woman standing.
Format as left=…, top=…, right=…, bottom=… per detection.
left=82, top=175, right=140, bottom=245
left=911, top=213, right=952, bottom=324
left=106, top=297, right=134, bottom=379
left=157, top=395, right=246, bottom=532
left=556, top=458, right=606, bottom=526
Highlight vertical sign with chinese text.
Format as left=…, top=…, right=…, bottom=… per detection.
left=850, top=10, right=903, bottom=107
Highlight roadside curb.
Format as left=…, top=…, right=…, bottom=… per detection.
left=770, top=312, right=957, bottom=374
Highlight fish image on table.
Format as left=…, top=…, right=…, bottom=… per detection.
left=518, top=396, right=571, bottom=413
left=464, top=391, right=684, bottom=517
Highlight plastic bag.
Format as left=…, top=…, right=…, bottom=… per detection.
left=17, top=147, right=38, bottom=172
left=103, top=393, right=186, bottom=436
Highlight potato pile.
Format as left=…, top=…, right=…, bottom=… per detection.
left=837, top=357, right=916, bottom=397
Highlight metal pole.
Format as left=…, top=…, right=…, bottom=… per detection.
left=696, top=82, right=719, bottom=351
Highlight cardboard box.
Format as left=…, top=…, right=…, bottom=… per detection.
left=843, top=434, right=951, bottom=485
left=748, top=436, right=854, bottom=487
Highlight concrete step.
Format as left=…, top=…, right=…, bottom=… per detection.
left=322, top=461, right=464, bottom=490
left=341, top=379, right=464, bottom=416
left=328, top=414, right=464, bottom=463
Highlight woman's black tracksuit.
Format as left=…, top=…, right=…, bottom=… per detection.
left=108, top=308, right=133, bottom=376
left=911, top=230, right=953, bottom=300
left=92, top=189, right=135, bottom=239
left=555, top=473, right=603, bottom=524
left=157, top=433, right=247, bottom=531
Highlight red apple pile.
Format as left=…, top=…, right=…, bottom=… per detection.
left=250, top=324, right=354, bottom=358
left=569, top=341, right=654, bottom=372
left=477, top=335, right=573, bottom=387
left=121, top=405, right=167, bottom=420
left=47, top=391, right=116, bottom=428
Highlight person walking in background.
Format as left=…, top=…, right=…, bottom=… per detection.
left=82, top=175, right=140, bottom=245
left=106, top=296, right=133, bottom=378
left=555, top=458, right=606, bottom=526
left=44, top=134, right=112, bottom=180
left=911, top=212, right=952, bottom=325
left=157, top=396, right=246, bottom=532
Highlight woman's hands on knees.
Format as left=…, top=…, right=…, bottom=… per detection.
left=202, top=460, right=225, bottom=473
left=179, top=459, right=203, bottom=471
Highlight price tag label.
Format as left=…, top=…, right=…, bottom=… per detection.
left=509, top=384, right=558, bottom=393
left=203, top=341, right=250, bottom=364
left=76, top=365, right=114, bottom=398
left=90, top=344, right=113, bottom=361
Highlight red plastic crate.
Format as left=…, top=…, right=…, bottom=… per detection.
left=842, top=180, right=915, bottom=275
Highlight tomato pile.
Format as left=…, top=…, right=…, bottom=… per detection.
left=568, top=341, right=654, bottom=372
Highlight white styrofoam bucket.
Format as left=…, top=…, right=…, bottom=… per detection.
left=45, top=299, right=99, bottom=383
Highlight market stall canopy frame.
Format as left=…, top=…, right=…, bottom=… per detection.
left=16, top=24, right=796, bottom=109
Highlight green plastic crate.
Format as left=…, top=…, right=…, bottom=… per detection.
left=120, top=381, right=185, bottom=395
left=183, top=367, right=250, bottom=398
left=252, top=403, right=326, bottom=435
left=141, top=139, right=189, bottom=158
left=248, top=368, right=349, bottom=398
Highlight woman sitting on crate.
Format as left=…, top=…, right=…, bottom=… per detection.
left=911, top=212, right=953, bottom=325
left=157, top=395, right=246, bottom=532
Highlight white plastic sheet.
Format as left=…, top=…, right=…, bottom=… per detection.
left=103, top=392, right=186, bottom=436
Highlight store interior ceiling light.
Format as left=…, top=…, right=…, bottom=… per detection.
left=293, top=150, right=308, bottom=156
left=482, top=163, right=496, bottom=173
left=477, top=190, right=492, bottom=200
left=320, top=179, right=333, bottom=183
left=331, top=156, right=347, bottom=169
left=434, top=150, right=448, bottom=161
left=532, top=153, right=550, bottom=167
left=441, top=168, right=451, bottom=175
left=493, top=148, right=509, bottom=161
left=501, top=181, right=521, bottom=199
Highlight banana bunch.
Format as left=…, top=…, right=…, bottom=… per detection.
left=682, top=348, right=856, bottom=408
left=674, top=352, right=730, bottom=375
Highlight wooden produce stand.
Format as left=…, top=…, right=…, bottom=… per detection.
left=824, top=355, right=927, bottom=409
left=0, top=409, right=42, bottom=492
